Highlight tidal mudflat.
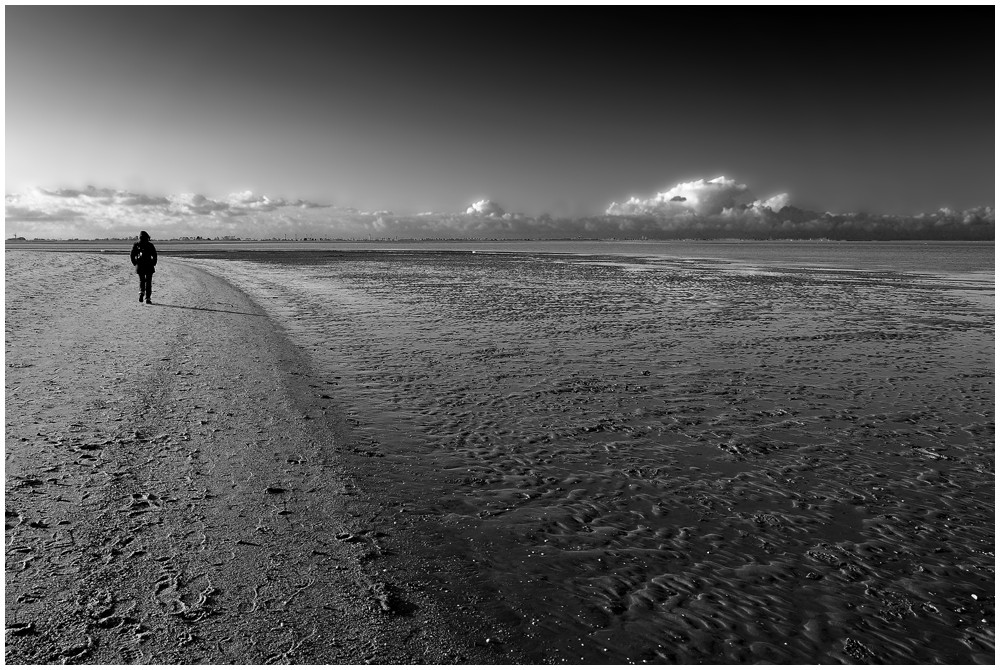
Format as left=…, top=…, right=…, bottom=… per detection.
left=174, top=241, right=994, bottom=664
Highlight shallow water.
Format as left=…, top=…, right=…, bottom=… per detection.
left=181, top=244, right=994, bottom=663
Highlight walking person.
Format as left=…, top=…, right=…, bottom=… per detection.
left=130, top=230, right=158, bottom=304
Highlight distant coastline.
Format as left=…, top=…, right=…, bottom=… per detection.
left=6, top=236, right=996, bottom=245
left=7, top=238, right=992, bottom=278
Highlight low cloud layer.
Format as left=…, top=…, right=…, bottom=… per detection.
left=5, top=179, right=993, bottom=241
left=4, top=187, right=333, bottom=239
left=601, top=177, right=991, bottom=240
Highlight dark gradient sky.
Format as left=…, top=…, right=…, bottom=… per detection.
left=6, top=6, right=995, bottom=217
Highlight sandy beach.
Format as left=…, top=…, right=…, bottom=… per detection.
left=5, top=242, right=995, bottom=664
left=4, top=250, right=516, bottom=664
left=6, top=4, right=995, bottom=664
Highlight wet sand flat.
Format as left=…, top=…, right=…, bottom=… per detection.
left=173, top=243, right=995, bottom=664
left=4, top=250, right=515, bottom=664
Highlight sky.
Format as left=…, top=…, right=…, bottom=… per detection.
left=5, top=6, right=996, bottom=240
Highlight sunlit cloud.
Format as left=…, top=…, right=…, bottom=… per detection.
left=606, top=176, right=787, bottom=218
left=754, top=193, right=790, bottom=212
left=465, top=199, right=506, bottom=217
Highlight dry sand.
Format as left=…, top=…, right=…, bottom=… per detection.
left=4, top=251, right=517, bottom=663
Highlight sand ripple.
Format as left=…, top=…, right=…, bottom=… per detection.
left=185, top=249, right=994, bottom=663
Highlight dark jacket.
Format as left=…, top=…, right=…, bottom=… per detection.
left=130, top=240, right=158, bottom=274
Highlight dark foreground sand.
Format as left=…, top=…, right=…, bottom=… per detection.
left=178, top=244, right=994, bottom=664
left=4, top=251, right=517, bottom=663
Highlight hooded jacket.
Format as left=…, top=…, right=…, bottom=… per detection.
left=130, top=237, right=157, bottom=274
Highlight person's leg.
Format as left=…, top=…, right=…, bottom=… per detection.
left=138, top=273, right=145, bottom=302
left=145, top=273, right=152, bottom=303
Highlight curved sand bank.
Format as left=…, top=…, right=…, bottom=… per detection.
left=4, top=251, right=515, bottom=663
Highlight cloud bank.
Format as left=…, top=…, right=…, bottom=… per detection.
left=600, top=176, right=991, bottom=241
left=5, top=179, right=993, bottom=241
left=4, top=187, right=333, bottom=239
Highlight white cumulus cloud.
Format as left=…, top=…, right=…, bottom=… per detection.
left=755, top=193, right=790, bottom=211
left=466, top=199, right=506, bottom=217
left=606, top=176, right=789, bottom=217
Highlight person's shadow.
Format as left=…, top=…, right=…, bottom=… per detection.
left=153, top=302, right=265, bottom=317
